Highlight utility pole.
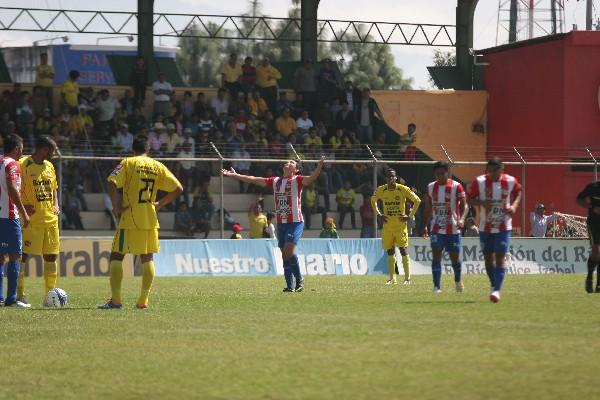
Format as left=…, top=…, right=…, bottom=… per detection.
left=509, top=0, right=518, bottom=43
left=586, top=0, right=593, bottom=30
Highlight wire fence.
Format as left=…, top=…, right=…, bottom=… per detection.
left=53, top=142, right=599, bottom=238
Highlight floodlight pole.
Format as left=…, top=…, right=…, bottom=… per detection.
left=137, top=0, right=154, bottom=63
left=366, top=144, right=378, bottom=238
left=211, top=142, right=225, bottom=239
left=514, top=147, right=526, bottom=236
left=300, top=0, right=320, bottom=63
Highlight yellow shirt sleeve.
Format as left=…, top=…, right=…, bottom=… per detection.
left=402, top=185, right=421, bottom=217
left=108, top=159, right=128, bottom=189
left=371, top=186, right=382, bottom=216
left=157, top=162, right=181, bottom=193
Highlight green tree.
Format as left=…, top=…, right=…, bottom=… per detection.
left=432, top=49, right=456, bottom=67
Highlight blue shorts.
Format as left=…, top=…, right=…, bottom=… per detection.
left=0, top=218, right=22, bottom=255
left=430, top=233, right=461, bottom=253
left=479, top=231, right=511, bottom=255
left=277, top=222, right=304, bottom=249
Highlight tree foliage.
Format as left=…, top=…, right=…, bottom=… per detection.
left=175, top=0, right=412, bottom=89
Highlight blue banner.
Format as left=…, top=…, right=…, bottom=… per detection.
left=154, top=239, right=389, bottom=277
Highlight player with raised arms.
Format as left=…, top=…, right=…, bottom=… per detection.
left=99, top=135, right=183, bottom=309
left=223, top=157, right=325, bottom=292
left=371, top=168, right=421, bottom=285
left=0, top=134, right=30, bottom=307
left=423, top=161, right=469, bottom=292
left=17, top=135, right=60, bottom=306
left=467, top=158, right=522, bottom=303
left=576, top=180, right=600, bottom=293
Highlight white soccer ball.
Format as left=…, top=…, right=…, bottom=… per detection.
left=44, top=288, right=68, bottom=308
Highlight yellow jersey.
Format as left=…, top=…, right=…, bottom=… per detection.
left=371, top=183, right=421, bottom=224
left=19, top=156, right=58, bottom=227
left=36, top=64, right=55, bottom=87
left=108, top=155, right=181, bottom=230
left=248, top=211, right=267, bottom=239
left=256, top=64, right=282, bottom=88
left=221, top=62, right=242, bottom=83
left=61, top=79, right=79, bottom=107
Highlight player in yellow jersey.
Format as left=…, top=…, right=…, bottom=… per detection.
left=18, top=136, right=60, bottom=306
left=371, top=168, right=421, bottom=285
left=99, top=135, right=182, bottom=309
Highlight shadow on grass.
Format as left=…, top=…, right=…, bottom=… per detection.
left=397, top=301, right=477, bottom=304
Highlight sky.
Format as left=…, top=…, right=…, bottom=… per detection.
left=0, top=0, right=593, bottom=88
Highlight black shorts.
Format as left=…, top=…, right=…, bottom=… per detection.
left=588, top=219, right=600, bottom=246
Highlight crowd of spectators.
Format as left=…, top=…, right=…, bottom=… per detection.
left=0, top=52, right=422, bottom=233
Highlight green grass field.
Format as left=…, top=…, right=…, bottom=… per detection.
left=2, top=274, right=599, bottom=400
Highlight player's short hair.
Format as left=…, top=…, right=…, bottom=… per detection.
left=385, top=168, right=396, bottom=176
left=3, top=134, right=23, bottom=154
left=132, top=135, right=150, bottom=154
left=266, top=212, right=274, bottom=220
left=35, top=135, right=56, bottom=151
left=68, top=70, right=80, bottom=79
left=433, top=161, right=449, bottom=171
left=487, top=157, right=503, bottom=169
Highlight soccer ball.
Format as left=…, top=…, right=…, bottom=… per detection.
left=44, top=288, right=68, bottom=308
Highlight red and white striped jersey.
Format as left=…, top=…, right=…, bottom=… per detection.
left=468, top=173, right=522, bottom=233
left=427, top=179, right=465, bottom=234
left=266, top=175, right=305, bottom=224
left=0, top=156, right=21, bottom=219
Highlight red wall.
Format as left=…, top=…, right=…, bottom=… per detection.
left=483, top=32, right=598, bottom=234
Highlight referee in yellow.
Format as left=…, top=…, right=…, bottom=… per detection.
left=18, top=136, right=60, bottom=305
left=371, top=168, right=421, bottom=285
left=99, top=135, right=182, bottom=309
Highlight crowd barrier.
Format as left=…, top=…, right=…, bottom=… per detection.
left=20, top=237, right=590, bottom=277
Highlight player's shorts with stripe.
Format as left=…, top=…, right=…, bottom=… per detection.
left=277, top=222, right=304, bottom=249
left=22, top=222, right=59, bottom=255
left=111, top=228, right=159, bottom=255
left=381, top=222, right=408, bottom=250
left=0, top=218, right=22, bottom=254
left=479, top=231, right=511, bottom=254
left=588, top=218, right=600, bottom=246
left=430, top=233, right=461, bottom=253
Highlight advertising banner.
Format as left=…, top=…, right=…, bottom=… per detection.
left=154, top=238, right=591, bottom=277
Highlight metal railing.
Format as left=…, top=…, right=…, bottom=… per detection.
left=54, top=143, right=600, bottom=238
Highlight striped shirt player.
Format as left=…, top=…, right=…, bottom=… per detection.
left=0, top=134, right=30, bottom=307
left=223, top=157, right=325, bottom=292
left=424, top=161, right=469, bottom=293
left=467, top=158, right=522, bottom=303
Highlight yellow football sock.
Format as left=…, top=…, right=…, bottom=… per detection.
left=402, top=255, right=411, bottom=281
left=137, top=261, right=155, bottom=306
left=109, top=260, right=124, bottom=303
left=44, top=261, right=58, bottom=293
left=17, top=265, right=26, bottom=299
left=387, top=255, right=397, bottom=282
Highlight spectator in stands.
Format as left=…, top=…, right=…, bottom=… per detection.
left=176, top=141, right=195, bottom=194
left=302, top=184, right=326, bottom=229
left=275, top=107, right=296, bottom=138
left=190, top=197, right=211, bottom=239
left=194, top=92, right=208, bottom=117
left=318, top=58, right=339, bottom=104
left=329, top=128, right=345, bottom=150
left=319, top=217, right=339, bottom=238
left=210, top=88, right=230, bottom=117
left=115, top=123, right=134, bottom=154
left=359, top=194, right=374, bottom=238
left=232, top=143, right=251, bottom=193
left=248, top=90, right=269, bottom=118
left=174, top=202, right=196, bottom=237
left=15, top=91, right=34, bottom=132
left=315, top=164, right=331, bottom=211
left=179, top=90, right=194, bottom=123
left=129, top=56, right=148, bottom=107
left=64, top=188, right=84, bottom=230
left=399, top=123, right=418, bottom=161
left=161, top=123, right=181, bottom=156
left=198, top=109, right=214, bottom=136
left=152, top=72, right=173, bottom=118
left=119, top=89, right=135, bottom=117
left=193, top=180, right=215, bottom=223
left=268, top=133, right=285, bottom=158
left=221, top=53, right=243, bottom=100
left=256, top=57, right=281, bottom=114
left=317, top=101, right=334, bottom=131
left=248, top=196, right=268, bottom=239
left=304, top=127, right=323, bottom=149
left=335, top=101, right=356, bottom=131
left=277, top=91, right=293, bottom=115
left=31, top=86, right=48, bottom=118
left=241, top=56, right=257, bottom=95
left=294, top=60, right=317, bottom=117
left=230, top=223, right=244, bottom=239
left=461, top=216, right=478, bottom=237
left=336, top=180, right=357, bottom=229
left=61, top=70, right=80, bottom=114
left=357, top=87, right=384, bottom=144
left=265, top=212, right=276, bottom=239
left=35, top=52, right=55, bottom=111
left=78, top=87, right=95, bottom=111
left=95, top=89, right=121, bottom=131
left=340, top=80, right=361, bottom=113
left=180, top=127, right=196, bottom=155
left=296, top=110, right=313, bottom=138
left=35, top=107, right=52, bottom=135
left=529, top=203, right=557, bottom=237
left=148, top=122, right=166, bottom=156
